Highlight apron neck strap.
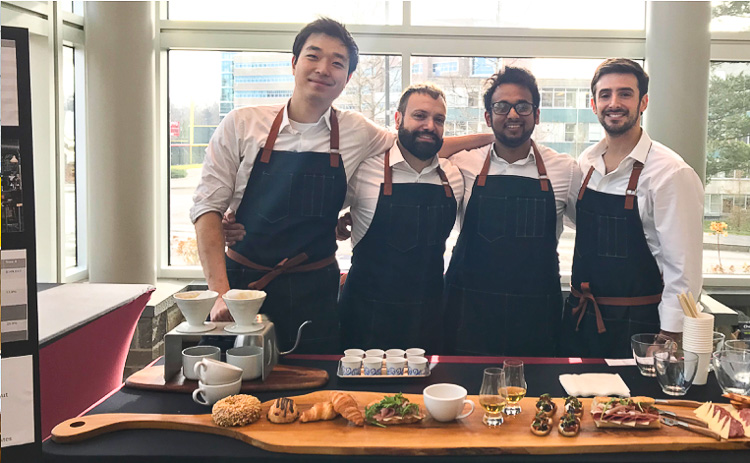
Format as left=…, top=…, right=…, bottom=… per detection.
left=259, top=105, right=341, bottom=169
left=578, top=166, right=595, bottom=200
left=383, top=149, right=393, bottom=196
left=624, top=160, right=644, bottom=210
left=477, top=145, right=493, bottom=187
left=531, top=140, right=549, bottom=192
left=436, top=165, right=453, bottom=198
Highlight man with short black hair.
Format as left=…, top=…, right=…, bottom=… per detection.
left=444, top=66, right=581, bottom=356
left=337, top=83, right=464, bottom=351
left=560, top=58, right=704, bottom=358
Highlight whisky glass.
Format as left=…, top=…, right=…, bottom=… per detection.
left=503, top=359, right=526, bottom=416
left=479, top=367, right=506, bottom=426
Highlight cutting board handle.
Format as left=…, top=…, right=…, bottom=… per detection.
left=51, top=413, right=228, bottom=443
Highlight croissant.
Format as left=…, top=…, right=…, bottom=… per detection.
left=300, top=401, right=338, bottom=423
left=330, top=391, right=364, bottom=426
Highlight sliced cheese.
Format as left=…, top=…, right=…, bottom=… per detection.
left=693, top=402, right=746, bottom=439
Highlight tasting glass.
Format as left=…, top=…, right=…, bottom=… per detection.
left=654, top=348, right=699, bottom=396
left=724, top=340, right=750, bottom=352
left=631, top=333, right=675, bottom=377
left=479, top=367, right=507, bottom=427
left=502, top=359, right=526, bottom=416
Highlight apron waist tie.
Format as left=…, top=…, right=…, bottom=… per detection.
left=226, top=249, right=336, bottom=290
left=570, top=283, right=662, bottom=334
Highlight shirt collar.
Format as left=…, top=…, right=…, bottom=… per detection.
left=586, top=129, right=652, bottom=172
left=390, top=141, right=440, bottom=173
left=490, top=142, right=535, bottom=166
left=280, top=100, right=333, bottom=132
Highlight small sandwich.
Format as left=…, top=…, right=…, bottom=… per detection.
left=365, top=393, right=423, bottom=427
left=535, top=393, right=557, bottom=418
left=531, top=410, right=553, bottom=436
left=558, top=410, right=581, bottom=437
left=591, top=396, right=660, bottom=429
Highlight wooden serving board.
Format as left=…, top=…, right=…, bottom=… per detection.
left=124, top=365, right=328, bottom=393
left=51, top=392, right=750, bottom=455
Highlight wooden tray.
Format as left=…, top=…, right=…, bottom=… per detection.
left=124, top=364, right=328, bottom=393
left=52, top=392, right=750, bottom=455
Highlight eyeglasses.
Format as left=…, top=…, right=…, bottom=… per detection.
left=491, top=101, right=536, bottom=116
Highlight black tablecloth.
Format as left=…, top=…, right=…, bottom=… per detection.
left=42, top=357, right=748, bottom=463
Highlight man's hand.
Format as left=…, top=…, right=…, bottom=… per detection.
left=209, top=297, right=234, bottom=322
left=336, top=212, right=353, bottom=241
left=222, top=211, right=246, bottom=247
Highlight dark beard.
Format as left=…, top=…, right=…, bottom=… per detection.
left=398, top=126, right=443, bottom=161
left=599, top=110, right=639, bottom=136
left=494, top=122, right=534, bottom=149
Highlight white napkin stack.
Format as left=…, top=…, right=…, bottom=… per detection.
left=559, top=373, right=631, bottom=397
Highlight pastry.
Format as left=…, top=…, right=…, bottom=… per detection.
left=530, top=411, right=553, bottom=436
left=558, top=411, right=581, bottom=437
left=330, top=391, right=365, bottom=426
left=535, top=393, right=557, bottom=417
left=267, top=397, right=300, bottom=424
left=212, top=394, right=262, bottom=427
left=300, top=401, right=338, bottom=423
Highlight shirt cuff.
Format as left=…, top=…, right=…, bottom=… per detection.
left=658, top=301, right=685, bottom=333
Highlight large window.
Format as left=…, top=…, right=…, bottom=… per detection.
left=168, top=0, right=402, bottom=24
left=704, top=61, right=750, bottom=274
left=62, top=46, right=78, bottom=269
left=168, top=51, right=401, bottom=267
left=711, top=1, right=750, bottom=31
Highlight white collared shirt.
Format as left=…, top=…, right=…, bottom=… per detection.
left=578, top=130, right=704, bottom=333
left=347, top=142, right=464, bottom=247
left=190, top=102, right=396, bottom=223
left=450, top=142, right=581, bottom=240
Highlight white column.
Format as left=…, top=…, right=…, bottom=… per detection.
left=85, top=1, right=156, bottom=283
left=645, top=1, right=711, bottom=183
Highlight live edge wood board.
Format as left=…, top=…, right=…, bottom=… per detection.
left=52, top=391, right=750, bottom=456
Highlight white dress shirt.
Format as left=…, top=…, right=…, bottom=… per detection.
left=450, top=142, right=581, bottom=240
left=190, top=102, right=396, bottom=223
left=347, top=142, right=464, bottom=247
left=578, top=129, right=704, bottom=333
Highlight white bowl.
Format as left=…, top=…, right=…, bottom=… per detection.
left=174, top=290, right=218, bottom=327
left=222, top=290, right=266, bottom=326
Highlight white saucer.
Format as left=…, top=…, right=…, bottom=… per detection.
left=175, top=321, right=216, bottom=333
left=224, top=323, right=264, bottom=334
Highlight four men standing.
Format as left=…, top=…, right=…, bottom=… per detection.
left=194, top=16, right=705, bottom=357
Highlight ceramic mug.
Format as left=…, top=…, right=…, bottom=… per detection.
left=226, top=346, right=263, bottom=380
left=341, top=356, right=363, bottom=376
left=386, top=356, right=407, bottom=375
left=194, top=358, right=243, bottom=385
left=192, top=378, right=242, bottom=406
left=363, top=357, right=383, bottom=376
left=182, top=346, right=221, bottom=381
left=423, top=383, right=475, bottom=422
left=407, top=356, right=428, bottom=376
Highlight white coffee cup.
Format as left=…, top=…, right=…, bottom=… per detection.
left=423, top=383, right=475, bottom=422
left=192, top=378, right=242, bottom=406
left=385, top=356, right=407, bottom=375
left=194, top=358, right=243, bottom=385
left=341, top=356, right=363, bottom=376
left=406, top=348, right=426, bottom=358
left=226, top=346, right=263, bottom=380
left=385, top=348, right=406, bottom=358
left=365, top=349, right=385, bottom=358
left=407, top=356, right=428, bottom=376
left=363, top=357, right=383, bottom=376
left=344, top=349, right=365, bottom=358
left=182, top=346, right=221, bottom=380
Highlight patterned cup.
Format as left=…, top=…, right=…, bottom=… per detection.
left=341, top=356, right=362, bottom=376
left=386, top=356, right=407, bottom=375
left=363, top=357, right=383, bottom=376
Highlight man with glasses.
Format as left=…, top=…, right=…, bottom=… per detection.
left=444, top=66, right=581, bottom=356
left=560, top=58, right=703, bottom=358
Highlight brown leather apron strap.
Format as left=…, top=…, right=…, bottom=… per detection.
left=570, top=283, right=663, bottom=334
left=383, top=149, right=393, bottom=196
left=578, top=166, right=595, bottom=200
left=531, top=140, right=549, bottom=192
left=226, top=249, right=336, bottom=290
left=436, top=165, right=453, bottom=198
left=570, top=282, right=607, bottom=334
left=329, top=108, right=340, bottom=168
left=476, top=145, right=493, bottom=187
left=624, top=161, right=644, bottom=210
left=260, top=107, right=286, bottom=164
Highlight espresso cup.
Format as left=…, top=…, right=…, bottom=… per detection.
left=344, top=349, right=365, bottom=358
left=226, top=346, right=263, bottom=380
left=365, top=349, right=385, bottom=359
left=423, top=383, right=475, bottom=422
left=194, top=358, right=243, bottom=385
left=182, top=346, right=221, bottom=381
left=407, top=356, right=428, bottom=376
left=385, top=348, right=406, bottom=358
left=386, top=356, right=407, bottom=375
left=341, top=356, right=363, bottom=376
left=363, top=357, right=383, bottom=376
left=192, top=378, right=242, bottom=406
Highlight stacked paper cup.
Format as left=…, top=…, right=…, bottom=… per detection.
left=682, top=312, right=715, bottom=385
